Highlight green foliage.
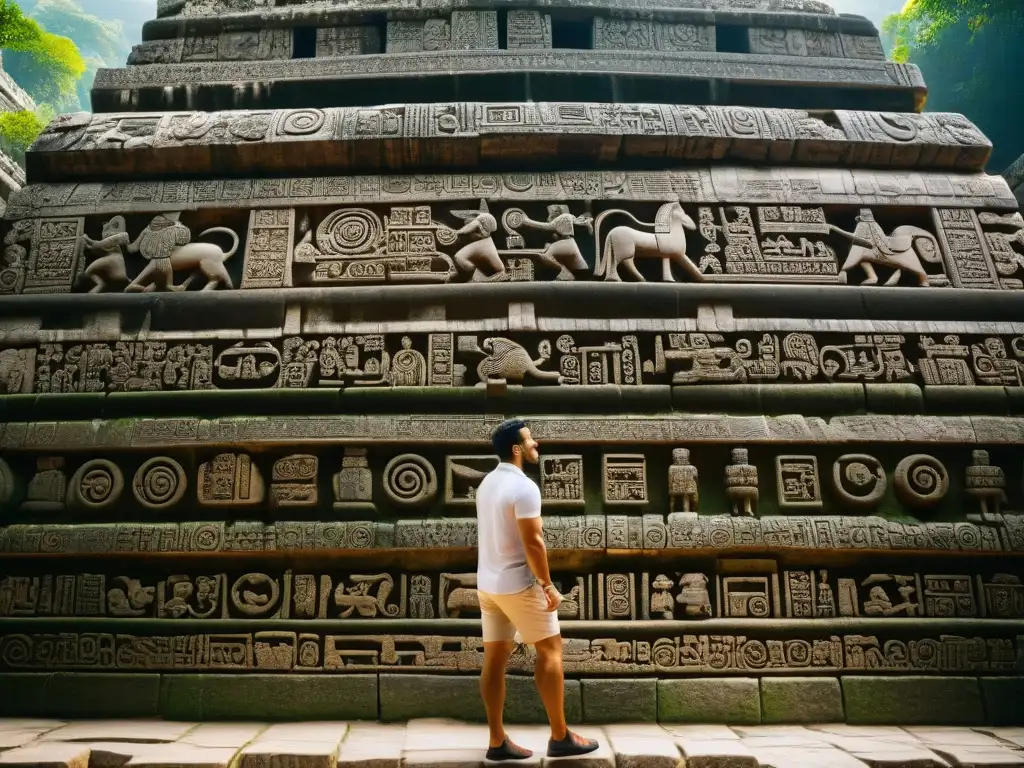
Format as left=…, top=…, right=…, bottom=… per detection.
left=0, top=108, right=46, bottom=160
left=884, top=0, right=1023, bottom=63
left=0, top=0, right=86, bottom=108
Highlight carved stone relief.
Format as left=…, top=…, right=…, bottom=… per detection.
left=594, top=18, right=712, bottom=53
left=197, top=453, right=265, bottom=507
left=316, top=26, right=382, bottom=57
left=506, top=10, right=551, bottom=49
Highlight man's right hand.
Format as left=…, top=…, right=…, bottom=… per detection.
left=542, top=585, right=563, bottom=612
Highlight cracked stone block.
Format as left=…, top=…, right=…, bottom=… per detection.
left=843, top=746, right=951, bottom=768
left=0, top=725, right=65, bottom=735
left=974, top=729, right=1024, bottom=749
left=760, top=678, right=844, bottom=724
left=336, top=723, right=404, bottom=768
left=179, top=725, right=267, bottom=749
left=606, top=734, right=682, bottom=768
left=41, top=722, right=195, bottom=744
left=124, top=746, right=238, bottom=768
left=675, top=738, right=758, bottom=768
left=658, top=679, right=761, bottom=724
left=0, top=734, right=46, bottom=751
left=903, top=730, right=1007, bottom=748
left=239, top=741, right=338, bottom=768
left=749, top=746, right=874, bottom=768
left=842, top=677, right=985, bottom=726
left=0, top=744, right=90, bottom=768
left=65, top=743, right=164, bottom=768
left=581, top=680, right=657, bottom=724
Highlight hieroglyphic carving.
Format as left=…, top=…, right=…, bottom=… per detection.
left=133, top=457, right=188, bottom=510
left=719, top=575, right=779, bottom=618
left=450, top=11, right=498, bottom=50
left=840, top=34, right=886, bottom=61
left=241, top=209, right=294, bottom=289
left=22, top=217, right=84, bottom=294
left=197, top=453, right=265, bottom=507
left=539, top=455, right=584, bottom=506
left=965, top=450, right=1007, bottom=523
left=748, top=28, right=842, bottom=58
left=506, top=10, right=551, bottom=49
left=270, top=455, right=318, bottom=508
left=602, top=454, right=647, bottom=505
left=67, top=459, right=124, bottom=511
left=831, top=454, right=887, bottom=511
left=594, top=18, right=712, bottom=52
left=333, top=448, right=374, bottom=511
left=932, top=208, right=1001, bottom=289
left=918, top=335, right=974, bottom=385
left=385, top=21, right=426, bottom=53
left=316, top=26, right=382, bottom=57
left=775, top=455, right=822, bottom=510
left=978, top=211, right=1024, bottom=288
left=983, top=575, right=1024, bottom=618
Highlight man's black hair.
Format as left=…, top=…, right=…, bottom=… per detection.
left=492, top=418, right=528, bottom=461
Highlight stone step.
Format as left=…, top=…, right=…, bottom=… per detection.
left=1, top=720, right=1022, bottom=768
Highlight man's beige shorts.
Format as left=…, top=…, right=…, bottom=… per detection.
left=478, top=583, right=560, bottom=645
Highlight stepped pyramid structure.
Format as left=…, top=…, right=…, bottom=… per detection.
left=1, top=0, right=1023, bottom=726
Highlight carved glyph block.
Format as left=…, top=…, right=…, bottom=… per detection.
left=270, top=455, right=318, bottom=508
left=506, top=10, right=551, bottom=49
left=23, top=218, right=83, bottom=294
left=445, top=455, right=497, bottom=505
left=539, top=455, right=584, bottom=506
left=450, top=11, right=498, bottom=50
left=241, top=208, right=295, bottom=289
left=197, top=453, right=265, bottom=507
left=775, top=455, right=822, bottom=510
left=603, top=454, right=647, bottom=505
left=316, top=26, right=382, bottom=57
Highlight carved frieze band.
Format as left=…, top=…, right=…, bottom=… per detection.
left=0, top=628, right=1019, bottom=675
left=31, top=106, right=989, bottom=173
left=5, top=330, right=1024, bottom=393
left=90, top=51, right=925, bottom=95
left=1, top=447, right=1020, bottom=527
left=1, top=513, right=1021, bottom=556
left=3, top=198, right=1021, bottom=296
left=1, top=566, right=1021, bottom=621
left=3, top=415, right=1023, bottom=450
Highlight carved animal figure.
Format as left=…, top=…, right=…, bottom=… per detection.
left=124, top=213, right=240, bottom=293
left=594, top=201, right=703, bottom=282
left=78, top=216, right=130, bottom=293
left=829, top=209, right=942, bottom=287
left=474, top=338, right=563, bottom=384
left=450, top=200, right=505, bottom=281
left=334, top=574, right=400, bottom=618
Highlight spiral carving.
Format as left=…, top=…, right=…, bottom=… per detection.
left=133, top=457, right=186, bottom=510
left=831, top=454, right=887, bottom=510
left=894, top=454, right=949, bottom=509
left=316, top=208, right=382, bottom=256
left=279, top=109, right=326, bottom=135
left=383, top=454, right=437, bottom=507
left=69, top=459, right=124, bottom=510
left=0, top=634, right=31, bottom=667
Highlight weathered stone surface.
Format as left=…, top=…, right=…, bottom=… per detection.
left=843, top=678, right=986, bottom=726
left=179, top=724, right=266, bottom=748
left=977, top=679, right=1024, bottom=726
left=124, top=746, right=237, bottom=768
left=238, top=741, right=338, bottom=768
left=674, top=737, right=759, bottom=768
left=605, top=733, right=682, bottom=768
left=658, top=679, right=761, bottom=724
left=0, top=744, right=90, bottom=768
left=335, top=724, right=403, bottom=768
left=40, top=721, right=194, bottom=744
left=581, top=679, right=657, bottom=724
left=760, top=678, right=844, bottom=724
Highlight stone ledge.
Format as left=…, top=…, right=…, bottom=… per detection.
left=842, top=676, right=986, bottom=726
left=26, top=104, right=989, bottom=182
left=89, top=52, right=924, bottom=114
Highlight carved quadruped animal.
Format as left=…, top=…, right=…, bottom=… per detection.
left=124, top=213, right=241, bottom=293
left=593, top=201, right=703, bottom=282
left=830, top=209, right=942, bottom=287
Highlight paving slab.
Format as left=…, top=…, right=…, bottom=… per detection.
left=601, top=725, right=671, bottom=740
left=336, top=724, right=404, bottom=768
left=404, top=723, right=490, bottom=751
left=605, top=734, right=682, bottom=768
left=0, top=734, right=46, bottom=751
left=238, top=740, right=338, bottom=768
left=843, top=746, right=951, bottom=768
left=402, top=750, right=484, bottom=768
left=929, top=747, right=1024, bottom=767
left=541, top=727, right=613, bottom=768
left=809, top=726, right=922, bottom=740
left=178, top=724, right=267, bottom=749
left=41, top=722, right=196, bottom=744
left=904, top=730, right=1008, bottom=748
left=0, top=743, right=91, bottom=768
left=255, top=724, right=348, bottom=745
left=975, top=731, right=1024, bottom=750
left=0, top=725, right=65, bottom=735
left=124, top=746, right=238, bottom=768
left=750, top=746, right=871, bottom=768
left=661, top=725, right=740, bottom=740
left=674, top=737, right=759, bottom=768
left=69, top=743, right=164, bottom=768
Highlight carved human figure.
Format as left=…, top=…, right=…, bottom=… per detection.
left=125, top=212, right=240, bottom=293
left=725, top=447, right=758, bottom=517
left=506, top=205, right=592, bottom=280
left=965, top=449, right=1007, bottom=523
left=828, top=209, right=943, bottom=287
left=449, top=200, right=505, bottom=281
left=78, top=216, right=131, bottom=293
left=863, top=585, right=892, bottom=616
left=676, top=573, right=711, bottom=618
left=0, top=219, right=32, bottom=293
left=650, top=574, right=675, bottom=619
left=815, top=571, right=836, bottom=618
left=668, top=448, right=699, bottom=513
left=594, top=201, right=703, bottom=282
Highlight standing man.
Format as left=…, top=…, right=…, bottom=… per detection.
left=475, top=419, right=600, bottom=761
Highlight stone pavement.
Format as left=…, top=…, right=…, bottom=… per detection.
left=1, top=719, right=1024, bottom=768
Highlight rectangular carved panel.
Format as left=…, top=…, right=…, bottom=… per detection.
left=933, top=208, right=1001, bottom=289
left=506, top=10, right=551, bottom=49
left=241, top=208, right=295, bottom=289
left=23, top=217, right=83, bottom=294
left=450, top=11, right=498, bottom=50
left=316, top=26, right=382, bottom=57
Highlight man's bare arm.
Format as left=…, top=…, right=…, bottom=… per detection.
left=516, top=516, right=552, bottom=585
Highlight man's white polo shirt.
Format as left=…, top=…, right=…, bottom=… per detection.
left=475, top=462, right=542, bottom=594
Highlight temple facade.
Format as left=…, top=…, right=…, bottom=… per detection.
left=0, top=0, right=1023, bottom=726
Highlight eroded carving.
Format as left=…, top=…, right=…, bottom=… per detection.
left=197, top=453, right=265, bottom=507
left=894, top=454, right=949, bottom=510
left=67, top=459, right=124, bottom=511
left=725, top=448, right=758, bottom=517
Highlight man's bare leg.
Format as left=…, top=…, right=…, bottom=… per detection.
left=481, top=639, right=515, bottom=747
left=533, top=634, right=567, bottom=740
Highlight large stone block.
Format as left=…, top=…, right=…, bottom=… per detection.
left=160, top=675, right=377, bottom=720
left=760, top=677, right=843, bottom=724
left=47, top=673, right=161, bottom=718
left=0, top=674, right=51, bottom=717
left=842, top=676, right=984, bottom=725
left=582, top=679, right=657, bottom=723
left=657, top=678, right=760, bottom=724
left=979, top=677, right=1024, bottom=725
left=378, top=674, right=580, bottom=724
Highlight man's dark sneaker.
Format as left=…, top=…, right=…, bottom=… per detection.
left=485, top=737, right=533, bottom=761
left=547, top=730, right=599, bottom=758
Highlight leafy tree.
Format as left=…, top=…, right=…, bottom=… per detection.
left=0, top=0, right=86, bottom=108
left=0, top=108, right=47, bottom=160
left=884, top=0, right=1022, bottom=62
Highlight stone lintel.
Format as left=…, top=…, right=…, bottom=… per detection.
left=88, top=52, right=925, bottom=115
left=24, top=105, right=992, bottom=182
